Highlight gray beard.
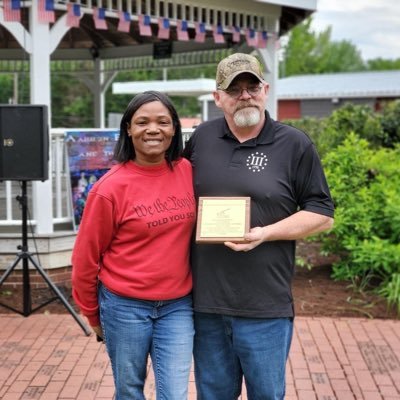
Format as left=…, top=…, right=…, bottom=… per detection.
left=233, top=107, right=261, bottom=127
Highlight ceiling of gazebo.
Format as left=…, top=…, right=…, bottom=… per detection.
left=0, top=3, right=313, bottom=63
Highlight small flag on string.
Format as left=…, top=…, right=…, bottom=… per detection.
left=139, top=14, right=152, bottom=36
left=258, top=31, right=268, bottom=48
left=66, top=3, right=81, bottom=28
left=177, top=20, right=189, bottom=41
left=118, top=11, right=131, bottom=32
left=195, top=22, right=206, bottom=43
left=158, top=17, right=170, bottom=39
left=38, top=0, right=55, bottom=23
left=246, top=28, right=258, bottom=47
left=93, top=7, right=107, bottom=30
left=232, top=26, right=241, bottom=43
left=3, top=0, right=21, bottom=22
left=213, top=24, right=225, bottom=44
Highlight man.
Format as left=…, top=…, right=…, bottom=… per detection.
left=183, top=53, right=334, bottom=400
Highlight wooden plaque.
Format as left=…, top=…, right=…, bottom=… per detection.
left=195, top=197, right=251, bottom=243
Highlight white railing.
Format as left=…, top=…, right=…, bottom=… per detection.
left=0, top=128, right=194, bottom=229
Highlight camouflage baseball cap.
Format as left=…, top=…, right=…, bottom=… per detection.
left=216, top=53, right=264, bottom=90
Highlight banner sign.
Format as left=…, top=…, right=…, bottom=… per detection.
left=65, top=129, right=119, bottom=230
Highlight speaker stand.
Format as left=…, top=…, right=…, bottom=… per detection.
left=0, top=181, right=91, bottom=336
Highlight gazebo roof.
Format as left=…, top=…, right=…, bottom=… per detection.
left=0, top=0, right=316, bottom=62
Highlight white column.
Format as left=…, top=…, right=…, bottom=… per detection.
left=202, top=98, right=209, bottom=121
left=30, top=1, right=54, bottom=233
left=257, top=42, right=278, bottom=120
left=85, top=61, right=116, bottom=128
left=93, top=58, right=105, bottom=128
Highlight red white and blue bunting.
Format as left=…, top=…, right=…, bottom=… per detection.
left=0, top=1, right=278, bottom=49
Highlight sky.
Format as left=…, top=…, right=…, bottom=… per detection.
left=310, top=0, right=400, bottom=61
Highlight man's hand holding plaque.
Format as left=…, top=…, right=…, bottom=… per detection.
left=195, top=197, right=250, bottom=243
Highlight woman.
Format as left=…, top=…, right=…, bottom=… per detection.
left=72, top=91, right=196, bottom=400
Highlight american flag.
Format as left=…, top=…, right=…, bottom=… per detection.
left=157, top=17, right=170, bottom=40
left=93, top=7, right=107, bottom=30
left=117, top=11, right=131, bottom=33
left=258, top=31, right=268, bottom=48
left=3, top=0, right=21, bottom=22
left=246, top=28, right=258, bottom=47
left=139, top=14, right=152, bottom=36
left=232, top=26, right=241, bottom=43
left=213, top=25, right=225, bottom=44
left=177, top=20, right=189, bottom=41
left=195, top=22, right=206, bottom=43
left=66, top=3, right=81, bottom=28
left=38, top=0, right=55, bottom=24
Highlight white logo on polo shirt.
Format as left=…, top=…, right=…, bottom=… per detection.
left=246, top=152, right=268, bottom=172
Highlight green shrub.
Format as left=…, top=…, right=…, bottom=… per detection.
left=285, top=102, right=400, bottom=312
left=321, top=134, right=400, bottom=312
left=284, top=116, right=326, bottom=148
left=380, top=100, right=400, bottom=147
left=378, top=273, right=400, bottom=314
left=284, top=101, right=400, bottom=157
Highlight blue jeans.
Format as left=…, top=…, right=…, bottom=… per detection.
left=99, top=284, right=194, bottom=400
left=193, top=312, right=293, bottom=400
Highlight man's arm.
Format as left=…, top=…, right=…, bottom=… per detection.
left=224, top=210, right=333, bottom=252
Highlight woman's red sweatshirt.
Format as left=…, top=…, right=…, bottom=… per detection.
left=72, top=159, right=196, bottom=326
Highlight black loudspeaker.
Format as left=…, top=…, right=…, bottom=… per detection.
left=153, top=41, right=172, bottom=59
left=0, top=105, right=49, bottom=181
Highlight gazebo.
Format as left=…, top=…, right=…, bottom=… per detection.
left=0, top=0, right=316, bottom=275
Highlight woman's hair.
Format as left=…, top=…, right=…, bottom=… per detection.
left=113, top=91, right=183, bottom=168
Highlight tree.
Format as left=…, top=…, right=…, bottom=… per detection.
left=280, top=17, right=317, bottom=77
left=366, top=58, right=400, bottom=70
left=0, top=74, right=14, bottom=103
left=280, top=17, right=365, bottom=77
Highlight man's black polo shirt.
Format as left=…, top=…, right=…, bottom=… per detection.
left=183, top=112, right=334, bottom=318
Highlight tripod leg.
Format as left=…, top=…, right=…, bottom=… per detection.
left=27, top=254, right=91, bottom=336
left=22, top=254, right=32, bottom=316
left=0, top=255, right=28, bottom=315
left=0, top=254, right=23, bottom=286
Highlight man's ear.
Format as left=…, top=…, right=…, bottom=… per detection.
left=213, top=90, right=223, bottom=109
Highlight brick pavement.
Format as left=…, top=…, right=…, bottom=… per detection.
left=0, top=314, right=399, bottom=399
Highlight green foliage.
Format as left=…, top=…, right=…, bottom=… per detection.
left=281, top=17, right=317, bottom=76
left=0, top=72, right=30, bottom=105
left=51, top=74, right=94, bottom=127
left=1, top=65, right=212, bottom=126
left=316, top=35, right=365, bottom=74
left=367, top=58, right=400, bottom=70
left=283, top=116, right=325, bottom=146
left=318, top=103, right=384, bottom=156
left=321, top=134, right=400, bottom=312
left=380, top=100, right=400, bottom=147
left=284, top=101, right=400, bottom=158
left=378, top=273, right=400, bottom=314
left=0, top=74, right=14, bottom=103
left=285, top=102, right=400, bottom=311
left=281, top=17, right=365, bottom=77
left=280, top=16, right=400, bottom=77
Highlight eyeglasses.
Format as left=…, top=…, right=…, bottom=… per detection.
left=220, top=84, right=263, bottom=99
